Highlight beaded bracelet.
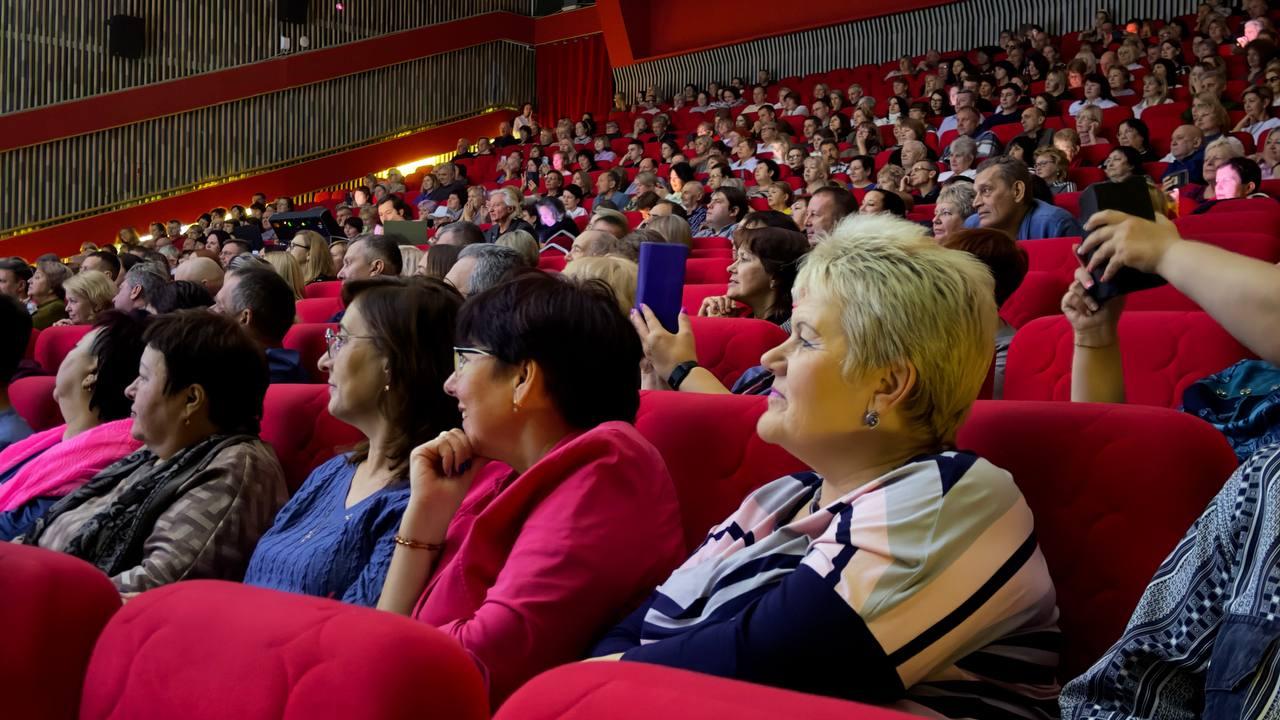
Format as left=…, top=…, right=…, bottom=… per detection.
left=393, top=535, right=445, bottom=552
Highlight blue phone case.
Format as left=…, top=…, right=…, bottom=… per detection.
left=636, top=242, right=689, bottom=333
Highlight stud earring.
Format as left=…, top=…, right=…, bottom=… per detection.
left=863, top=410, right=880, bottom=428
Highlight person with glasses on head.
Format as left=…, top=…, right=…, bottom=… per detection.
left=245, top=277, right=462, bottom=607
left=376, top=271, right=683, bottom=707
left=286, top=229, right=336, bottom=285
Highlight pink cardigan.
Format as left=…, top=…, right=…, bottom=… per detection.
left=0, top=419, right=141, bottom=512
left=413, top=421, right=684, bottom=706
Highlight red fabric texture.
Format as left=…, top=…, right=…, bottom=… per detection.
left=412, top=422, right=684, bottom=707
left=9, top=376, right=63, bottom=432
left=302, top=281, right=342, bottom=299
left=684, top=257, right=731, bottom=284
left=0, top=543, right=119, bottom=720
left=78, top=581, right=488, bottom=720
left=681, top=282, right=728, bottom=314
left=295, top=297, right=343, bottom=323
left=33, top=324, right=91, bottom=375
left=281, top=323, right=336, bottom=384
left=689, top=316, right=787, bottom=388
left=999, top=270, right=1070, bottom=329
left=1003, top=312, right=1255, bottom=407
left=496, top=662, right=919, bottom=719
left=259, top=384, right=362, bottom=492
left=536, top=34, right=613, bottom=127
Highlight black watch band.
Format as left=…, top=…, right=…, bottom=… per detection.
left=667, top=360, right=699, bottom=391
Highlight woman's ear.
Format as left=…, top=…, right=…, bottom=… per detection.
left=872, top=360, right=918, bottom=417
left=511, top=359, right=542, bottom=410
left=186, top=384, right=208, bottom=422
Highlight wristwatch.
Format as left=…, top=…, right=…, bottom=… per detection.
left=667, top=360, right=699, bottom=391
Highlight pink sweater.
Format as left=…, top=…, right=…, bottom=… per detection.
left=0, top=419, right=141, bottom=512
left=413, top=421, right=684, bottom=706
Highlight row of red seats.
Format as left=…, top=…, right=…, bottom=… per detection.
left=5, top=389, right=1237, bottom=719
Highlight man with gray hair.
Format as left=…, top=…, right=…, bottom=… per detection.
left=445, top=244, right=527, bottom=297
left=428, top=162, right=466, bottom=204
left=112, top=262, right=169, bottom=313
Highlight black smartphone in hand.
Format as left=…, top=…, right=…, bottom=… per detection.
left=1076, top=177, right=1168, bottom=303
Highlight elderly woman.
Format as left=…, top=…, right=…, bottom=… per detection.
left=1033, top=146, right=1076, bottom=194
left=20, top=311, right=286, bottom=594
left=939, top=136, right=978, bottom=181
left=245, top=278, right=460, bottom=607
left=287, top=229, right=336, bottom=284
left=596, top=215, right=1059, bottom=718
left=28, top=260, right=70, bottom=329
left=1116, top=118, right=1158, bottom=163
left=1075, top=106, right=1109, bottom=148
left=563, top=255, right=638, bottom=315
left=932, top=183, right=977, bottom=239
left=0, top=312, right=149, bottom=539
left=1103, top=146, right=1146, bottom=184
left=54, top=270, right=116, bottom=326
left=1133, top=74, right=1172, bottom=119
left=634, top=221, right=811, bottom=396
left=375, top=271, right=684, bottom=706
left=1191, top=92, right=1231, bottom=144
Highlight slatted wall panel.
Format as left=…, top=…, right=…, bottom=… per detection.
left=0, top=41, right=533, bottom=233
left=614, top=0, right=1199, bottom=96
left=0, top=0, right=532, bottom=114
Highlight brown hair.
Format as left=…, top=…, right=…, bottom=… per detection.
left=732, top=226, right=811, bottom=322
left=939, top=228, right=1029, bottom=307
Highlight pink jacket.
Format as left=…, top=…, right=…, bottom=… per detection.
left=413, top=421, right=684, bottom=706
left=0, top=419, right=141, bottom=512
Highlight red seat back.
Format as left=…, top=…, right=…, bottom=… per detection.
left=79, top=581, right=488, bottom=720
left=1053, top=191, right=1082, bottom=218
left=303, top=281, right=342, bottom=299
left=999, top=270, right=1068, bottom=329
left=537, top=254, right=567, bottom=272
left=1176, top=212, right=1280, bottom=240
left=0, top=543, right=120, bottom=720
left=260, top=384, right=362, bottom=492
left=295, top=297, right=343, bottom=324
left=33, top=324, right=92, bottom=374
left=681, top=282, right=729, bottom=315
left=691, top=236, right=732, bottom=250
left=24, top=328, right=38, bottom=360
left=281, top=323, right=335, bottom=383
left=10, top=376, right=62, bottom=432
left=1020, top=236, right=1083, bottom=277
left=684, top=257, right=731, bottom=284
left=1004, top=311, right=1254, bottom=407
left=1124, top=284, right=1200, bottom=311
left=689, top=316, right=787, bottom=389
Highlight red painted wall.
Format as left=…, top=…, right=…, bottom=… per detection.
left=597, top=0, right=958, bottom=66
left=0, top=112, right=512, bottom=261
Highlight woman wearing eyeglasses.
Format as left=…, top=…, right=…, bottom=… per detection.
left=376, top=271, right=684, bottom=708
left=244, top=277, right=462, bottom=606
left=285, top=229, right=337, bottom=285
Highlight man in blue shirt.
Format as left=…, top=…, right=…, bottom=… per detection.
left=963, top=156, right=1084, bottom=240
left=215, top=265, right=311, bottom=384
left=1160, top=125, right=1207, bottom=187
left=0, top=294, right=33, bottom=451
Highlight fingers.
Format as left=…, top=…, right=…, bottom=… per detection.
left=638, top=304, right=667, bottom=334
left=433, top=429, right=474, bottom=477
left=676, top=307, right=693, bottom=337
left=628, top=305, right=651, bottom=337
left=1081, top=209, right=1129, bottom=233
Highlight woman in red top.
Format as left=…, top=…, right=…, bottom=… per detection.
left=378, top=271, right=684, bottom=706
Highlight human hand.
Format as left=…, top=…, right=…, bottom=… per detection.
left=1061, top=265, right=1126, bottom=346
left=698, top=295, right=737, bottom=317
left=406, top=429, right=487, bottom=509
left=630, top=304, right=698, bottom=380
left=52, top=319, right=74, bottom=327
left=1078, top=210, right=1181, bottom=281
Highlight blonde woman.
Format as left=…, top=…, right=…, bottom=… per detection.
left=496, top=230, right=539, bottom=267
left=263, top=252, right=305, bottom=300
left=645, top=214, right=693, bottom=249
left=398, top=245, right=424, bottom=278
left=1133, top=74, right=1172, bottom=118
left=53, top=271, right=116, bottom=326
left=286, top=229, right=336, bottom=284
left=563, top=255, right=638, bottom=315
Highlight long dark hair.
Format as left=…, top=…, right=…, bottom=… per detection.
left=734, top=226, right=810, bottom=323
left=341, top=277, right=463, bottom=476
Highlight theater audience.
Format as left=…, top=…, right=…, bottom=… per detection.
left=0, top=296, right=33, bottom=450
left=337, top=234, right=403, bottom=285
left=213, top=265, right=309, bottom=384
left=533, top=197, right=579, bottom=244
left=375, top=272, right=683, bottom=706
left=263, top=252, right=306, bottom=300
left=444, top=244, right=526, bottom=298
left=1033, top=147, right=1077, bottom=194
left=80, top=252, right=122, bottom=284
left=55, top=271, right=116, bottom=327
left=418, top=243, right=461, bottom=279
left=597, top=215, right=1059, bottom=719
left=20, top=311, right=287, bottom=594
left=28, top=260, right=69, bottom=329
left=562, top=256, right=638, bottom=314
left=483, top=188, right=536, bottom=243
left=496, top=230, right=540, bottom=268
left=245, top=278, right=461, bottom=606
left=802, top=187, right=858, bottom=244
left=113, top=264, right=169, bottom=313
left=939, top=229, right=1028, bottom=397
left=1161, top=125, right=1208, bottom=185
left=932, top=182, right=978, bottom=239
left=173, top=257, right=224, bottom=298
left=0, top=311, right=148, bottom=539
left=287, top=230, right=336, bottom=284
left=964, top=157, right=1084, bottom=239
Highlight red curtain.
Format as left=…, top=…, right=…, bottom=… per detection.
left=535, top=34, right=613, bottom=127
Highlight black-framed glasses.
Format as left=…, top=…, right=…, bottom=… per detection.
left=324, top=327, right=374, bottom=357
left=453, top=346, right=494, bottom=371
left=290, top=241, right=310, bottom=251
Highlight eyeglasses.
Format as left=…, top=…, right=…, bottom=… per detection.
left=453, top=346, right=494, bottom=371
left=324, top=327, right=375, bottom=357
left=290, top=242, right=310, bottom=251
left=1268, top=75, right=1280, bottom=83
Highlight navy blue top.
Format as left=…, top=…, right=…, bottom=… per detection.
left=244, top=454, right=410, bottom=607
left=266, top=347, right=310, bottom=384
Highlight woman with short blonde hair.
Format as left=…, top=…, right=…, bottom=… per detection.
left=495, top=230, right=539, bottom=267
left=563, top=255, right=638, bottom=314
left=644, top=214, right=693, bottom=249
left=59, top=271, right=116, bottom=326
left=263, top=252, right=305, bottom=300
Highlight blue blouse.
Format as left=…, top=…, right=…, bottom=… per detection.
left=244, top=454, right=409, bottom=607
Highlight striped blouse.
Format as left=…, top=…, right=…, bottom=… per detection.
left=593, top=451, right=1062, bottom=719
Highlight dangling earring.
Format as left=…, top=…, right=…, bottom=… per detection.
left=383, top=384, right=390, bottom=393
left=863, top=410, right=880, bottom=428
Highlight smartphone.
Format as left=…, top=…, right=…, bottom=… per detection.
left=1162, top=169, right=1191, bottom=190
left=635, top=242, right=689, bottom=333
left=1076, top=177, right=1168, bottom=302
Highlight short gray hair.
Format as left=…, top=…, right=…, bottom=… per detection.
left=125, top=263, right=169, bottom=300
left=458, top=244, right=527, bottom=295
left=949, top=136, right=977, bottom=159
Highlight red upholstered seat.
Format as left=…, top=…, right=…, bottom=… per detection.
left=295, top=297, right=343, bottom=323
left=1067, top=166, right=1106, bottom=188
left=684, top=257, right=731, bottom=284
left=10, top=375, right=62, bottom=432
left=78, top=581, right=488, bottom=720
left=303, top=280, right=342, bottom=299
left=260, top=384, right=362, bottom=492
left=1, top=543, right=120, bottom=720
left=681, top=282, right=729, bottom=314
left=1004, top=311, right=1254, bottom=407
left=690, top=247, right=733, bottom=259
left=24, top=328, right=38, bottom=360
left=1176, top=213, right=1280, bottom=240
left=999, top=270, right=1069, bottom=329
left=1021, top=236, right=1083, bottom=278
left=1053, top=191, right=1081, bottom=218
left=537, top=254, right=567, bottom=272
left=281, top=323, right=335, bottom=383
left=691, top=235, right=732, bottom=250
left=497, top=663, right=918, bottom=720
left=689, top=316, right=787, bottom=389
left=1124, top=284, right=1200, bottom=311
left=33, top=324, right=92, bottom=374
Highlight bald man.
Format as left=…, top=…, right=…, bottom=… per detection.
left=1161, top=125, right=1207, bottom=186
left=564, top=230, right=615, bottom=264
left=174, top=256, right=224, bottom=296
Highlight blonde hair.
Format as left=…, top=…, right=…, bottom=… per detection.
left=263, top=252, right=306, bottom=300
left=563, top=256, right=639, bottom=315
left=795, top=214, right=996, bottom=444
left=292, top=229, right=334, bottom=283
left=398, top=245, right=424, bottom=277
left=644, top=214, right=693, bottom=248
left=496, top=230, right=540, bottom=267
left=1076, top=105, right=1103, bottom=125
left=63, top=270, right=116, bottom=320
left=1192, top=92, right=1231, bottom=133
